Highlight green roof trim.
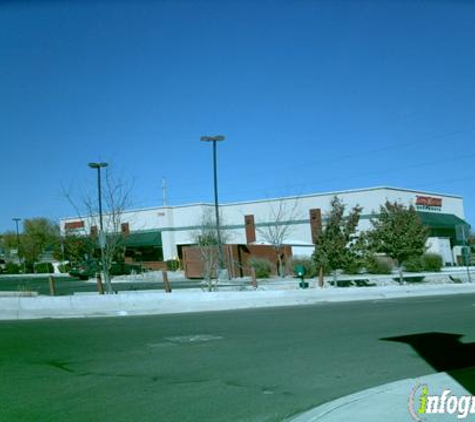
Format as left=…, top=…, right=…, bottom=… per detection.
left=123, top=231, right=162, bottom=247
left=417, top=212, right=470, bottom=229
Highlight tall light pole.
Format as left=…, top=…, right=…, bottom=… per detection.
left=200, top=135, right=225, bottom=269
left=12, top=218, right=21, bottom=264
left=88, top=162, right=111, bottom=292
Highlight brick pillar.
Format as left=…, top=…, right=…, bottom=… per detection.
left=244, top=214, right=256, bottom=244
left=121, top=222, right=130, bottom=237
left=309, top=208, right=322, bottom=244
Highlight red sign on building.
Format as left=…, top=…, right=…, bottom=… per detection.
left=415, top=196, right=442, bottom=211
left=64, top=221, right=85, bottom=230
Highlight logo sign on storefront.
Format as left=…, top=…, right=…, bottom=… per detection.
left=415, top=196, right=442, bottom=212
left=64, top=221, right=85, bottom=232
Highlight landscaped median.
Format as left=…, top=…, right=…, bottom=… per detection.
left=1, top=283, right=475, bottom=320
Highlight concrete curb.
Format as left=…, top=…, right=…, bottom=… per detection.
left=0, top=283, right=474, bottom=320
left=287, top=379, right=412, bottom=422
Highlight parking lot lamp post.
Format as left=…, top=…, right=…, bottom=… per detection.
left=12, top=218, right=21, bottom=265
left=200, top=135, right=225, bottom=269
left=88, top=162, right=111, bottom=293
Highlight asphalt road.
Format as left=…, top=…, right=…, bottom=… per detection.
left=1, top=294, right=474, bottom=422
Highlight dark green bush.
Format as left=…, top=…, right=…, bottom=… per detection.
left=365, top=256, right=394, bottom=274
left=5, top=262, right=21, bottom=274
left=290, top=257, right=317, bottom=278
left=422, top=253, right=443, bottom=272
left=34, top=262, right=54, bottom=273
left=166, top=259, right=180, bottom=271
left=404, top=256, right=424, bottom=272
left=24, top=262, right=34, bottom=273
left=249, top=257, right=273, bottom=278
left=393, top=276, right=425, bottom=283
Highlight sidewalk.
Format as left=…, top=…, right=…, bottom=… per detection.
left=0, top=281, right=475, bottom=320
left=289, top=369, right=475, bottom=421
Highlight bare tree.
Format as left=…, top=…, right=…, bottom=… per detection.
left=191, top=208, right=232, bottom=291
left=64, top=169, right=133, bottom=293
left=256, top=198, right=301, bottom=276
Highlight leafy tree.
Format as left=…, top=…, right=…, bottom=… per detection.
left=0, top=231, right=20, bottom=259
left=21, top=218, right=60, bottom=267
left=367, top=201, right=428, bottom=283
left=313, top=196, right=362, bottom=286
left=468, top=230, right=475, bottom=252
left=53, top=234, right=94, bottom=264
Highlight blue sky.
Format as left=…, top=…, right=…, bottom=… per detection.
left=1, top=0, right=474, bottom=232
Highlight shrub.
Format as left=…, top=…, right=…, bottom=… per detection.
left=58, top=263, right=71, bottom=273
left=342, top=260, right=363, bottom=275
left=290, top=257, right=317, bottom=278
left=249, top=257, right=273, bottom=278
left=404, top=255, right=424, bottom=272
left=366, top=255, right=394, bottom=274
left=422, top=253, right=443, bottom=272
left=24, top=262, right=34, bottom=273
left=34, top=262, right=54, bottom=273
left=5, top=262, right=21, bottom=274
left=166, top=259, right=180, bottom=271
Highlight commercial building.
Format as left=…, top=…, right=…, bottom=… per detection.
left=60, top=186, right=470, bottom=268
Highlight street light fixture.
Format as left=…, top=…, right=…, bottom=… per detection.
left=88, top=162, right=110, bottom=292
left=200, top=135, right=225, bottom=270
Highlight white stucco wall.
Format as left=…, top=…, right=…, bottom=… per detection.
left=60, top=186, right=466, bottom=262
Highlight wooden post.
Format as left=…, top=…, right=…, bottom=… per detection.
left=48, top=275, right=56, bottom=296
left=162, top=270, right=172, bottom=293
left=96, top=272, right=105, bottom=295
left=251, top=267, right=258, bottom=289
left=318, top=266, right=324, bottom=288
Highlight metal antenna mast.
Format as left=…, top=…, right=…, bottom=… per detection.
left=162, top=177, right=168, bottom=206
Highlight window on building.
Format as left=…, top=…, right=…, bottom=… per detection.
left=125, top=246, right=163, bottom=262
